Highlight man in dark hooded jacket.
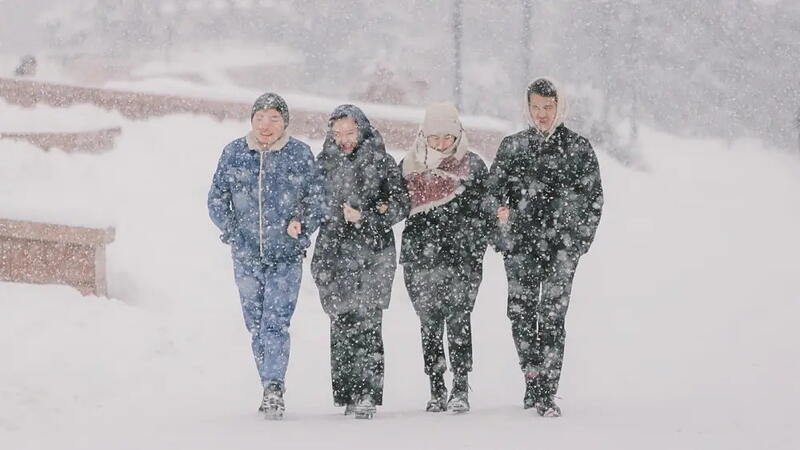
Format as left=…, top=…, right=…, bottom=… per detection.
left=311, top=104, right=410, bottom=420
left=487, top=78, right=604, bottom=417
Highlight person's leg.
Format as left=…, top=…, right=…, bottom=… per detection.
left=422, top=309, right=449, bottom=410
left=504, top=253, right=548, bottom=409
left=351, top=250, right=394, bottom=406
left=404, top=266, right=447, bottom=375
left=330, top=312, right=357, bottom=407
left=533, top=252, right=579, bottom=412
left=232, top=257, right=268, bottom=385
left=259, top=261, right=302, bottom=388
left=504, top=254, right=544, bottom=374
left=349, top=309, right=384, bottom=419
left=421, top=310, right=447, bottom=377
left=356, top=309, right=385, bottom=405
left=446, top=309, right=473, bottom=376
left=404, top=266, right=448, bottom=411
left=446, top=264, right=480, bottom=377
left=444, top=307, right=472, bottom=412
left=438, top=266, right=471, bottom=412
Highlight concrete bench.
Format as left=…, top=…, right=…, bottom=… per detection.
left=0, top=219, right=115, bottom=296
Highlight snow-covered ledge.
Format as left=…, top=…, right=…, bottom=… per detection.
left=0, top=127, right=122, bottom=153
left=0, top=219, right=115, bottom=297
left=0, top=77, right=510, bottom=158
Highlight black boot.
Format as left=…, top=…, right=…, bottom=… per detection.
left=354, top=394, right=376, bottom=420
left=526, top=371, right=561, bottom=417
left=535, top=395, right=562, bottom=417
left=426, top=373, right=448, bottom=412
left=523, top=374, right=537, bottom=410
left=533, top=373, right=561, bottom=417
left=447, top=374, right=470, bottom=413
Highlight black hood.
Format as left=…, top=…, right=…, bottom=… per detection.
left=321, top=104, right=386, bottom=158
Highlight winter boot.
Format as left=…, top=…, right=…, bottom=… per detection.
left=425, top=373, right=448, bottom=412
left=534, top=396, right=562, bottom=418
left=354, top=394, right=376, bottom=420
left=344, top=403, right=356, bottom=416
left=259, top=381, right=285, bottom=420
left=523, top=372, right=538, bottom=410
left=447, top=374, right=470, bottom=413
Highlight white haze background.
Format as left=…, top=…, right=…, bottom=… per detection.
left=1, top=1, right=799, bottom=449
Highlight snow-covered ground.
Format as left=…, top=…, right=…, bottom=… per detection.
left=1, top=100, right=799, bottom=449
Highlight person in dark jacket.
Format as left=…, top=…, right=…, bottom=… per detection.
left=208, top=92, right=325, bottom=420
left=400, top=102, right=490, bottom=414
left=487, top=78, right=604, bottom=417
left=311, top=104, right=410, bottom=420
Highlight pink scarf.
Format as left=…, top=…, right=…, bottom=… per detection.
left=403, top=136, right=470, bottom=216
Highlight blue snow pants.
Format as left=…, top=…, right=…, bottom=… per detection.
left=233, top=257, right=302, bottom=388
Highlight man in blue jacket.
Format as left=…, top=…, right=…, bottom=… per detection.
left=208, top=92, right=325, bottom=420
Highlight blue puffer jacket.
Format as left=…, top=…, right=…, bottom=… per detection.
left=208, top=135, right=325, bottom=265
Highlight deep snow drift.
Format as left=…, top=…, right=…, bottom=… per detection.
left=1, top=101, right=798, bottom=449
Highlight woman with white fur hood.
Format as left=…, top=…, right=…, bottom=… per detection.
left=400, top=102, right=491, bottom=414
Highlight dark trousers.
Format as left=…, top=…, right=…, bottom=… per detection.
left=504, top=251, right=579, bottom=398
left=420, top=309, right=473, bottom=376
left=329, top=309, right=384, bottom=406
left=404, top=265, right=481, bottom=376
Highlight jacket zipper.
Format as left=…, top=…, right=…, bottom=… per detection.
left=258, top=151, right=264, bottom=258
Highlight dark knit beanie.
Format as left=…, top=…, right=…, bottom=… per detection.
left=251, top=92, right=289, bottom=125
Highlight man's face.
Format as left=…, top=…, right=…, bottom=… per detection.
left=332, top=117, right=359, bottom=154
left=251, top=109, right=286, bottom=146
left=528, top=93, right=558, bottom=132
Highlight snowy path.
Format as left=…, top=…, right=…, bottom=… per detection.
left=1, top=106, right=799, bottom=449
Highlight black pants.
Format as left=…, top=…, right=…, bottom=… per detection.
left=504, top=251, right=579, bottom=398
left=404, top=264, right=481, bottom=376
left=329, top=309, right=384, bottom=406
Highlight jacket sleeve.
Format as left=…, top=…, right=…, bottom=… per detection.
left=360, top=153, right=410, bottom=232
left=460, top=154, right=492, bottom=260
left=485, top=136, right=515, bottom=213
left=207, top=146, right=234, bottom=242
left=313, top=151, right=334, bottom=226
left=295, top=149, right=327, bottom=237
left=485, top=136, right=517, bottom=252
left=574, top=138, right=604, bottom=254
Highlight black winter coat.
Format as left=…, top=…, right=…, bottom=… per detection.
left=400, top=152, right=491, bottom=270
left=487, top=124, right=603, bottom=260
left=311, top=105, right=410, bottom=315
